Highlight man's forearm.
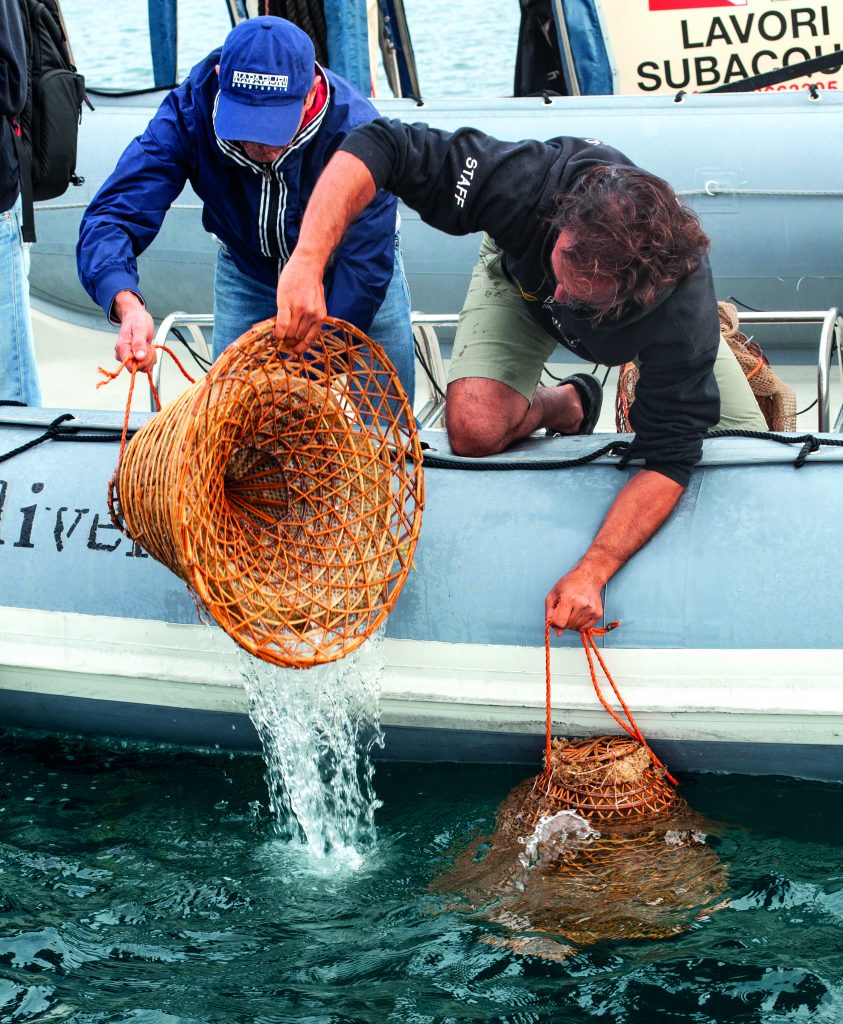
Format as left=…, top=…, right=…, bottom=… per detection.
left=111, top=290, right=144, bottom=320
left=544, top=467, right=685, bottom=633
left=294, top=151, right=378, bottom=271
left=577, top=469, right=685, bottom=586
left=275, top=152, right=380, bottom=345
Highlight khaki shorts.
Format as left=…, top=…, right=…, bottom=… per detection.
left=448, top=234, right=766, bottom=431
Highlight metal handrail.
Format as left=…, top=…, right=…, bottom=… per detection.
left=409, top=309, right=843, bottom=434
left=411, top=314, right=459, bottom=327
left=411, top=313, right=457, bottom=428
left=735, top=309, right=843, bottom=432
left=146, top=308, right=842, bottom=434
left=150, top=312, right=214, bottom=409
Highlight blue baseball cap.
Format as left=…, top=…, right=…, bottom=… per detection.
left=216, top=17, right=316, bottom=147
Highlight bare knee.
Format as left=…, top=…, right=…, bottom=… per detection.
left=445, top=378, right=528, bottom=456
left=446, top=412, right=508, bottom=457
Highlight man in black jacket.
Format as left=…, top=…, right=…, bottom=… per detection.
left=0, top=0, right=41, bottom=406
left=270, top=119, right=764, bottom=635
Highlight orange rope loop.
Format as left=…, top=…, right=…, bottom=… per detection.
left=544, top=618, right=677, bottom=787
left=744, top=354, right=765, bottom=381
left=97, top=344, right=196, bottom=462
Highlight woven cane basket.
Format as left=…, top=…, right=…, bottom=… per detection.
left=529, top=736, right=680, bottom=826
left=110, top=317, right=424, bottom=667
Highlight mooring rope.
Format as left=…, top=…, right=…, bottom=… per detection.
left=419, top=429, right=843, bottom=472
left=0, top=412, right=76, bottom=464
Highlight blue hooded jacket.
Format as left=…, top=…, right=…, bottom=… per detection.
left=76, top=53, right=397, bottom=332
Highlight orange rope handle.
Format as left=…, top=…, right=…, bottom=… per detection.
left=745, top=354, right=765, bottom=382
left=544, top=619, right=677, bottom=787
left=97, top=344, right=196, bottom=460
left=581, top=625, right=642, bottom=743
left=544, top=619, right=553, bottom=775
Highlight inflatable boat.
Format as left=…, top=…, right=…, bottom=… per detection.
left=6, top=3, right=843, bottom=779
left=1, top=404, right=842, bottom=781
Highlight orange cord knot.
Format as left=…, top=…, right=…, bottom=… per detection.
left=96, top=345, right=196, bottom=460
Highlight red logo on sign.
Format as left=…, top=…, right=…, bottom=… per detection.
left=649, top=0, right=747, bottom=9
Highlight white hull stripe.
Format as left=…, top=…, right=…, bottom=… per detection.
left=1, top=606, right=842, bottom=748
left=260, top=173, right=271, bottom=256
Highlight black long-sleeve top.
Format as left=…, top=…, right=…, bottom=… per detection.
left=0, top=0, right=27, bottom=212
left=340, top=119, right=722, bottom=487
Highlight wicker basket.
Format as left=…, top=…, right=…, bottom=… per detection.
left=110, top=318, right=424, bottom=667
left=433, top=736, right=726, bottom=953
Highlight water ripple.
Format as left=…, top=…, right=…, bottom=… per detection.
left=0, top=733, right=841, bottom=1023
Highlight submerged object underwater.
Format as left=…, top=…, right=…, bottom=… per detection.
left=434, top=736, right=728, bottom=960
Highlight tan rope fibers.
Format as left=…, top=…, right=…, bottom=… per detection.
left=717, top=301, right=798, bottom=431
left=109, top=317, right=424, bottom=667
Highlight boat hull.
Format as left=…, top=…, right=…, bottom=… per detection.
left=1, top=408, right=842, bottom=778
left=1, top=604, right=841, bottom=779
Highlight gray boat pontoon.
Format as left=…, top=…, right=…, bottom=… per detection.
left=2, top=1, right=842, bottom=780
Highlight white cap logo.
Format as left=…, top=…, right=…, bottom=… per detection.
left=232, top=70, right=290, bottom=91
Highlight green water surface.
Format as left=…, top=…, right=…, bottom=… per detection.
left=0, top=731, right=841, bottom=1024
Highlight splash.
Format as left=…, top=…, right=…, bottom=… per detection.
left=517, top=810, right=599, bottom=874
left=237, top=633, right=385, bottom=863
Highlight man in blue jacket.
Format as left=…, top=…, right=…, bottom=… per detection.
left=76, top=16, right=414, bottom=401
left=1, top=0, right=42, bottom=407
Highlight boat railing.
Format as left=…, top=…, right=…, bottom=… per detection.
left=735, top=309, right=843, bottom=432
left=151, top=312, right=214, bottom=409
left=411, top=313, right=455, bottom=428
left=149, top=307, right=842, bottom=434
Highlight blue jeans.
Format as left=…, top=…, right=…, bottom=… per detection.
left=0, top=196, right=41, bottom=406
left=212, top=237, right=415, bottom=406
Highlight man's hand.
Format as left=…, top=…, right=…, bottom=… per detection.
left=271, top=150, right=378, bottom=353
left=273, top=254, right=327, bottom=354
left=545, top=565, right=604, bottom=636
left=112, top=290, right=156, bottom=371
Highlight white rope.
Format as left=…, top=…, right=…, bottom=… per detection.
left=33, top=201, right=203, bottom=211
left=677, top=183, right=843, bottom=198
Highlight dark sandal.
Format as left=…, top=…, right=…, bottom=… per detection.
left=552, top=372, right=603, bottom=435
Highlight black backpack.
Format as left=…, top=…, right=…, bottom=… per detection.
left=13, top=0, right=88, bottom=242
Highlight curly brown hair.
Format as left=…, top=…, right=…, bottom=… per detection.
left=551, top=165, right=710, bottom=320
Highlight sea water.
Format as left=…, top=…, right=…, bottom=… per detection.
left=1, top=730, right=842, bottom=1023
left=59, top=0, right=522, bottom=99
